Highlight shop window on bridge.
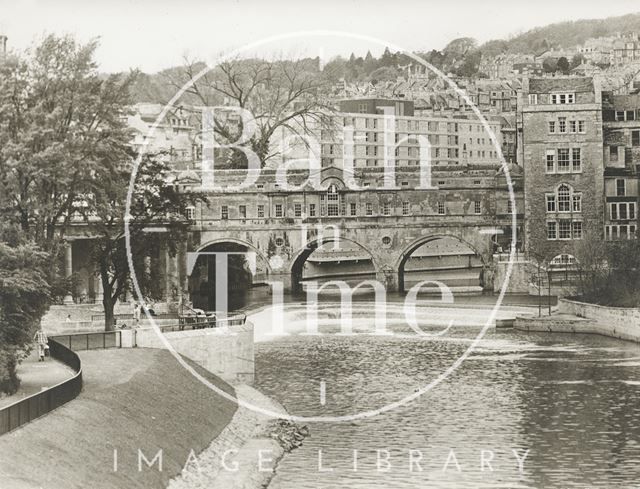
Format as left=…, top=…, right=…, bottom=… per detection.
left=257, top=204, right=265, bottom=218
left=402, top=202, right=410, bottom=215
left=221, top=205, right=228, bottom=220
left=327, top=184, right=340, bottom=217
left=366, top=203, right=373, bottom=216
left=350, top=203, right=357, bottom=216
left=382, top=202, right=391, bottom=216
left=437, top=202, right=446, bottom=215
left=633, top=130, right=640, bottom=147
left=294, top=204, right=302, bottom=218
left=275, top=204, right=283, bottom=218
left=309, top=203, right=316, bottom=217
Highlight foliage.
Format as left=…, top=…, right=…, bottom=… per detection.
left=84, top=155, right=204, bottom=330
left=573, top=234, right=640, bottom=307
left=0, top=224, right=50, bottom=394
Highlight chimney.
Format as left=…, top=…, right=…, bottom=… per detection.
left=0, top=35, right=7, bottom=57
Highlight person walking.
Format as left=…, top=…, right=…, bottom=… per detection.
left=133, top=302, right=141, bottom=325
left=34, top=328, right=48, bottom=362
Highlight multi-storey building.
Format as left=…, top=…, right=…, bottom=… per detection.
left=602, top=92, right=640, bottom=239
left=612, top=32, right=640, bottom=66
left=518, top=77, right=605, bottom=259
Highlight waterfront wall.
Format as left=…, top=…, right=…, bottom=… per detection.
left=515, top=299, right=640, bottom=343
left=130, top=322, right=255, bottom=383
left=492, top=255, right=529, bottom=294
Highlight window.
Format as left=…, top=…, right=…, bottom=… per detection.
left=186, top=206, right=195, bottom=220
left=528, top=94, right=538, bottom=104
left=437, top=202, right=445, bottom=215
left=633, top=130, right=640, bottom=147
left=474, top=200, right=481, bottom=214
left=578, top=121, right=585, bottom=133
left=610, top=202, right=636, bottom=220
left=327, top=184, right=339, bottom=217
left=358, top=103, right=367, bottom=113
left=365, top=203, right=373, bottom=216
left=546, top=150, right=555, bottom=173
left=617, top=179, right=626, bottom=196
left=569, top=120, right=577, bottom=133
left=274, top=237, right=285, bottom=247
left=559, top=118, right=567, bottom=133
left=350, top=202, right=357, bottom=216
left=239, top=205, right=246, bottom=219
left=382, top=203, right=391, bottom=216
left=572, top=194, right=582, bottom=212
left=551, top=93, right=575, bottom=104
left=546, top=194, right=556, bottom=212
left=557, top=149, right=570, bottom=172
left=548, top=121, right=556, bottom=133
left=257, top=204, right=265, bottom=218
left=294, top=203, right=302, bottom=218
left=572, top=221, right=583, bottom=240
left=221, top=205, right=228, bottom=220
left=308, top=203, right=316, bottom=217
left=610, top=146, right=619, bottom=162
left=382, top=236, right=392, bottom=245
left=558, top=220, right=571, bottom=239
left=402, top=202, right=410, bottom=215
left=572, top=148, right=581, bottom=172
left=275, top=204, right=283, bottom=218
left=558, top=185, right=571, bottom=212
left=547, top=221, right=557, bottom=240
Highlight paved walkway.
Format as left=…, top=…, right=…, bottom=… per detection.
left=0, top=351, right=74, bottom=409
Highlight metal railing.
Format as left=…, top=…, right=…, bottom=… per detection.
left=0, top=339, right=82, bottom=435
left=50, top=331, right=122, bottom=351
left=90, top=312, right=178, bottom=322
left=172, top=313, right=247, bottom=332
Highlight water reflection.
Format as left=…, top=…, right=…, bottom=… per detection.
left=252, top=304, right=640, bottom=488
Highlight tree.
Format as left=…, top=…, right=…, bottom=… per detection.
left=571, top=53, right=586, bottom=69
left=84, top=155, right=204, bottom=330
left=0, top=35, right=137, bottom=248
left=542, top=57, right=558, bottom=73
left=556, top=56, right=570, bottom=74
left=0, top=224, right=50, bottom=394
left=171, top=57, right=334, bottom=167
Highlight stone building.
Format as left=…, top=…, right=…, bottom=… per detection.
left=517, top=77, right=605, bottom=260
left=602, top=91, right=640, bottom=239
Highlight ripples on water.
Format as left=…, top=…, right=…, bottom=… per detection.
left=252, top=304, right=640, bottom=488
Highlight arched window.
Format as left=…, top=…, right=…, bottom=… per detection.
left=327, top=184, right=339, bottom=216
left=557, top=184, right=570, bottom=212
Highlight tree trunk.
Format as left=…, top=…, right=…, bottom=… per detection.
left=103, top=294, right=116, bottom=332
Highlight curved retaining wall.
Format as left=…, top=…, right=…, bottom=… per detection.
left=516, top=299, right=640, bottom=343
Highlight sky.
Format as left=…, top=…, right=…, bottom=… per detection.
left=1, top=0, right=639, bottom=73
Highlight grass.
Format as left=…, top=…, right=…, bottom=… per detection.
left=0, top=348, right=237, bottom=489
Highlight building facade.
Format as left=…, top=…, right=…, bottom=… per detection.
left=518, top=77, right=605, bottom=260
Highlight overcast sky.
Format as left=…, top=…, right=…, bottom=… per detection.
left=1, top=0, right=639, bottom=73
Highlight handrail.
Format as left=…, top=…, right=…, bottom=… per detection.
left=0, top=339, right=82, bottom=435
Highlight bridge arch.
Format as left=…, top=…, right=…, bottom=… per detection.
left=394, top=234, right=487, bottom=293
left=289, top=236, right=380, bottom=294
left=189, top=238, right=272, bottom=310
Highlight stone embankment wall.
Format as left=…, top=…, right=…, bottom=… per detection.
left=126, top=322, right=255, bottom=383
left=515, top=299, right=640, bottom=343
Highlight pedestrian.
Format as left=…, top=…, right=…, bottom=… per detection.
left=34, top=328, right=48, bottom=362
left=132, top=301, right=141, bottom=324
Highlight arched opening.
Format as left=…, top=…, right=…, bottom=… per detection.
left=397, top=236, right=484, bottom=294
left=188, top=240, right=270, bottom=312
left=290, top=237, right=377, bottom=295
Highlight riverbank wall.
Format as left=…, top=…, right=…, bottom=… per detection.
left=515, top=299, right=640, bottom=343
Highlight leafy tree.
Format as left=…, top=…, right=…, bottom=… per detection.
left=571, top=53, right=586, bottom=69
left=542, top=57, right=558, bottom=73
left=557, top=56, right=570, bottom=74
left=0, top=224, right=50, bottom=394
left=0, top=35, right=137, bottom=248
left=84, top=156, right=204, bottom=330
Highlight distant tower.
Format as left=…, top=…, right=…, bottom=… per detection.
left=0, top=35, right=7, bottom=57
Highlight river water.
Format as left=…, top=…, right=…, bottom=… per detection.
left=250, top=302, right=640, bottom=488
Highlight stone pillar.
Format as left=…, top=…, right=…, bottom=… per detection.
left=165, top=248, right=180, bottom=311
left=376, top=267, right=399, bottom=293
left=94, top=273, right=104, bottom=303
left=63, top=242, right=74, bottom=304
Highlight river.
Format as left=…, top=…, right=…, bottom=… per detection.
left=249, top=301, right=640, bottom=488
